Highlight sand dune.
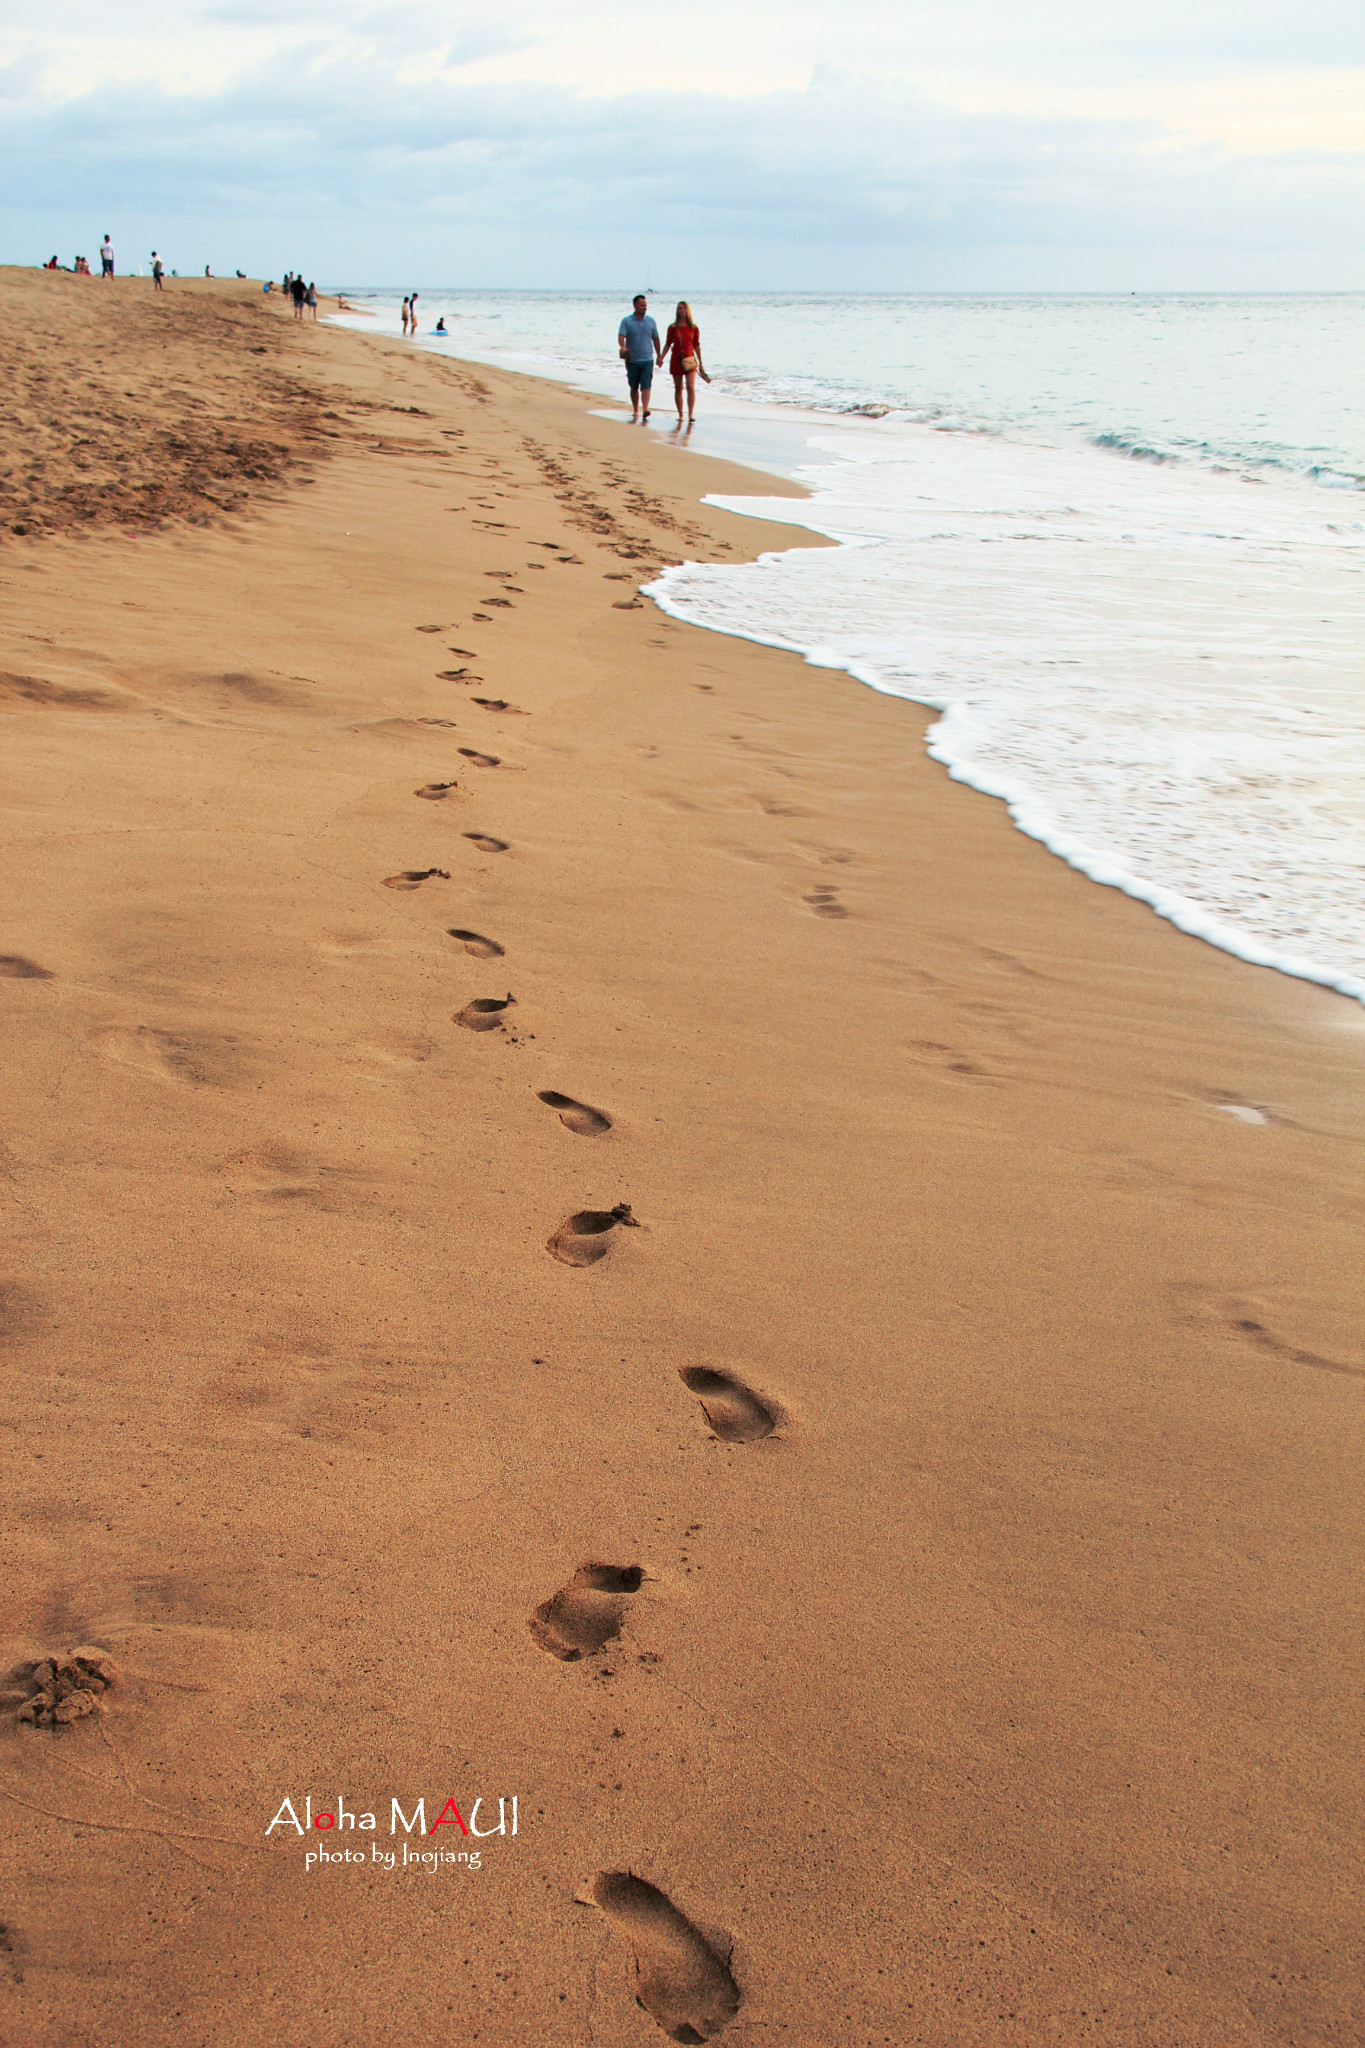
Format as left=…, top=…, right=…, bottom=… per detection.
left=1, top=269, right=1361, bottom=2046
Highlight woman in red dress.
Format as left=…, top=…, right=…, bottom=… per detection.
left=662, top=301, right=710, bottom=428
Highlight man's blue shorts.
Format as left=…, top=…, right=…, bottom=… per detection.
left=626, top=358, right=654, bottom=394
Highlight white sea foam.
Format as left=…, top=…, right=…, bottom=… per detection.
left=646, top=421, right=1365, bottom=1003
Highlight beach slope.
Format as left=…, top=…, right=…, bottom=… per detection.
left=1, top=269, right=1361, bottom=2047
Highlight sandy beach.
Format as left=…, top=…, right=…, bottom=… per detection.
left=2, top=269, right=1362, bottom=2046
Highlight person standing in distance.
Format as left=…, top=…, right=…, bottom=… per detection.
left=151, top=253, right=164, bottom=290
left=100, top=236, right=114, bottom=278
left=618, top=295, right=661, bottom=424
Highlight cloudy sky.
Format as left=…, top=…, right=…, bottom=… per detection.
left=3, top=1, right=1362, bottom=288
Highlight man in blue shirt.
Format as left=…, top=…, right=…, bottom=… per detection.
left=617, top=295, right=662, bottom=423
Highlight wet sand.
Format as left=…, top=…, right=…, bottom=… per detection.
left=1, top=269, right=1362, bottom=2047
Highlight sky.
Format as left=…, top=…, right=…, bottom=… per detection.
left=2, top=0, right=1363, bottom=289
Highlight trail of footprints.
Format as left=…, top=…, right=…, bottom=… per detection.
left=380, top=597, right=777, bottom=2042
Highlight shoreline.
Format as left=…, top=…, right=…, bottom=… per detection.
left=331, top=296, right=1365, bottom=1011
left=2, top=271, right=1362, bottom=2046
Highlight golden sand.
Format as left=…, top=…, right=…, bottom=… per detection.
left=1, top=269, right=1361, bottom=2046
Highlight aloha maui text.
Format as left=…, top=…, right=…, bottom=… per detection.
left=266, top=1795, right=519, bottom=1839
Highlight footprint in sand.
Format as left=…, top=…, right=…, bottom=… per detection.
left=529, top=1563, right=643, bottom=1661
left=537, top=1090, right=611, bottom=1136
left=804, top=885, right=849, bottom=920
left=414, top=624, right=445, bottom=634
left=382, top=868, right=451, bottom=891
left=437, top=668, right=475, bottom=682
left=1, top=955, right=54, bottom=980
left=457, top=747, right=501, bottom=768
left=414, top=782, right=460, bottom=801
left=95, top=1025, right=243, bottom=1088
left=5, top=1647, right=118, bottom=1728
left=591, top=1872, right=740, bottom=2042
left=448, top=928, right=505, bottom=959
left=547, top=1203, right=638, bottom=1267
left=464, top=833, right=509, bottom=854
left=471, top=698, right=526, bottom=715
left=455, top=994, right=515, bottom=1033
left=678, top=1368, right=777, bottom=1444
left=447, top=647, right=477, bottom=657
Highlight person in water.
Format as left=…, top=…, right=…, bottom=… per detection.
left=662, top=300, right=710, bottom=427
left=434, top=317, right=446, bottom=334
left=401, top=296, right=411, bottom=333
left=617, top=294, right=662, bottom=423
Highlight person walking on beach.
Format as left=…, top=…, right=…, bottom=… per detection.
left=290, top=274, right=306, bottom=320
left=100, top=236, right=114, bottom=278
left=408, top=291, right=419, bottom=332
left=618, top=294, right=661, bottom=423
left=662, top=300, right=710, bottom=428
left=151, top=253, right=164, bottom=290
left=401, top=296, right=411, bottom=334
left=305, top=281, right=318, bottom=321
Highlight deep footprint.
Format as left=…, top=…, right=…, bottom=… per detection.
left=414, top=782, right=460, bottom=801
left=591, top=1872, right=740, bottom=2042
left=529, top=1563, right=643, bottom=1661
left=0, top=955, right=54, bottom=979
left=464, top=833, right=509, bottom=853
left=382, top=868, right=450, bottom=891
left=804, top=886, right=848, bottom=919
left=458, top=747, right=501, bottom=768
left=678, top=1368, right=777, bottom=1444
left=547, top=1203, right=637, bottom=1266
left=448, top=928, right=505, bottom=959
left=538, top=1089, right=611, bottom=1136
left=472, top=698, right=526, bottom=714
left=455, top=994, right=515, bottom=1032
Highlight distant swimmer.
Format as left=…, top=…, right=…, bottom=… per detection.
left=100, top=235, right=114, bottom=278
left=662, top=300, right=711, bottom=429
left=618, top=293, right=662, bottom=424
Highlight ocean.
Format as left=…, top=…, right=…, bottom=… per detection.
left=331, top=291, right=1365, bottom=1004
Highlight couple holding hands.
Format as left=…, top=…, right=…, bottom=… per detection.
left=617, top=295, right=711, bottom=427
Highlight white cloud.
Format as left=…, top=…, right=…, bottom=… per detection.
left=2, top=3, right=1362, bottom=285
